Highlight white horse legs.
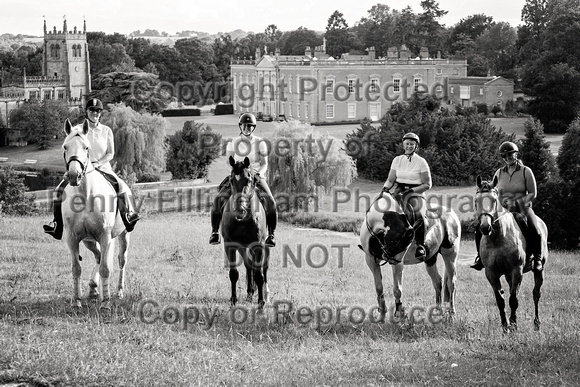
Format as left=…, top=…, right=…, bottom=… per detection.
left=116, top=232, right=129, bottom=299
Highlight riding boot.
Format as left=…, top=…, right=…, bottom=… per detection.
left=414, top=218, right=428, bottom=261
left=118, top=192, right=140, bottom=232
left=471, top=229, right=484, bottom=271
left=264, top=196, right=277, bottom=247
left=43, top=182, right=67, bottom=240
left=209, top=196, right=224, bottom=245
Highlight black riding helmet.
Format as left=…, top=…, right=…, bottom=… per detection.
left=499, top=141, right=519, bottom=155
left=238, top=113, right=257, bottom=136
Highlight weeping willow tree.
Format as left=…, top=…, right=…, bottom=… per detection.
left=100, top=103, right=168, bottom=182
left=267, top=120, right=357, bottom=211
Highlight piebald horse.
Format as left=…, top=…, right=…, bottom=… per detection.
left=359, top=191, right=461, bottom=320
left=61, top=119, right=129, bottom=309
left=222, top=156, right=270, bottom=309
left=475, top=175, right=547, bottom=330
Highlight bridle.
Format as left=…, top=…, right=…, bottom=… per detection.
left=365, top=191, right=414, bottom=265
left=476, top=185, right=509, bottom=233
left=63, top=133, right=91, bottom=181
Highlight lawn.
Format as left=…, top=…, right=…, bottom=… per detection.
left=1, top=212, right=579, bottom=386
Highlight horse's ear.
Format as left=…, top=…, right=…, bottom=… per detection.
left=243, top=157, right=250, bottom=168
left=64, top=119, right=72, bottom=135
left=229, top=156, right=236, bottom=167
left=476, top=175, right=482, bottom=188
left=82, top=120, right=89, bottom=135
left=492, top=174, right=499, bottom=188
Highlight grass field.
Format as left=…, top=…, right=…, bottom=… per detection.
left=1, top=212, right=579, bottom=386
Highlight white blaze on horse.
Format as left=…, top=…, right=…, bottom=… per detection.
left=358, top=191, right=461, bottom=320
left=61, top=119, right=129, bottom=309
left=475, top=175, right=547, bottom=330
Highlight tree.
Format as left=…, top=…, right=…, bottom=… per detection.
left=100, top=104, right=169, bottom=180
left=9, top=99, right=70, bottom=149
left=90, top=71, right=170, bottom=113
left=557, top=118, right=580, bottom=183
left=165, top=121, right=222, bottom=180
left=325, top=11, right=352, bottom=58
left=353, top=4, right=398, bottom=58
left=278, top=27, right=322, bottom=55
left=0, top=166, right=38, bottom=216
left=268, top=120, right=356, bottom=211
left=415, top=0, right=448, bottom=53
left=448, top=14, right=494, bottom=55
left=476, top=22, right=517, bottom=75
left=519, top=119, right=557, bottom=184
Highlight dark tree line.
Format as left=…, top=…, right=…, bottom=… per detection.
left=1, top=0, right=580, bottom=132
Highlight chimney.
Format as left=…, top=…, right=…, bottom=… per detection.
left=304, top=46, right=311, bottom=57
left=387, top=46, right=398, bottom=59
left=419, top=47, right=429, bottom=59
left=255, top=47, right=261, bottom=61
left=368, top=46, right=376, bottom=60
left=275, top=47, right=280, bottom=60
left=399, top=44, right=409, bottom=60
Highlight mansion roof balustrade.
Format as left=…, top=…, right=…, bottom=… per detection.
left=232, top=58, right=467, bottom=67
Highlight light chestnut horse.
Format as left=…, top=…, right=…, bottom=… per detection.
left=61, top=119, right=129, bottom=309
left=475, top=175, right=547, bottom=330
left=358, top=191, right=461, bottom=320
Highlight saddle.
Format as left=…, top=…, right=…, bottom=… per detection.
left=95, top=168, right=120, bottom=194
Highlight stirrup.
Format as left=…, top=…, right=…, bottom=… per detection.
left=265, top=234, right=276, bottom=247
left=471, top=256, right=484, bottom=271
left=415, top=244, right=427, bottom=261
left=209, top=232, right=221, bottom=245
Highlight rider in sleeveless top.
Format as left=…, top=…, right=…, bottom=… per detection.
left=381, top=132, right=432, bottom=261
left=43, top=98, right=140, bottom=239
left=209, top=112, right=277, bottom=247
left=471, top=141, right=543, bottom=272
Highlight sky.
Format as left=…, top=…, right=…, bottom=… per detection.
left=2, top=0, right=527, bottom=37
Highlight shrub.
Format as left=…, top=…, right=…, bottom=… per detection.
left=137, top=173, right=161, bottom=183
left=475, top=103, right=488, bottom=115
left=165, top=121, right=222, bottom=180
left=268, top=120, right=356, bottom=211
left=0, top=167, right=39, bottom=216
left=346, top=96, right=512, bottom=185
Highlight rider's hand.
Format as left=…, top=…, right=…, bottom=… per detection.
left=402, top=188, right=414, bottom=196
left=381, top=186, right=390, bottom=194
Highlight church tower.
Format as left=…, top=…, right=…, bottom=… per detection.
left=42, top=18, right=91, bottom=103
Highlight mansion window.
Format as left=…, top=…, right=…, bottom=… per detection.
left=326, top=79, right=334, bottom=94
left=348, top=103, right=356, bottom=119
left=326, top=104, right=334, bottom=119
left=393, top=78, right=401, bottom=93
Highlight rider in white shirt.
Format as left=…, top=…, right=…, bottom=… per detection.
left=381, top=132, right=432, bottom=260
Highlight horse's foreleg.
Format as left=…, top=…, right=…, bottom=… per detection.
left=391, top=262, right=405, bottom=318
left=250, top=244, right=265, bottom=309
left=240, top=248, right=254, bottom=303
left=533, top=270, right=544, bottom=330
left=506, top=270, right=522, bottom=330
left=485, top=270, right=508, bottom=329
left=263, top=247, right=270, bottom=304
left=365, top=253, right=386, bottom=320
left=83, top=240, right=101, bottom=301
left=425, top=261, right=443, bottom=307
left=117, top=231, right=130, bottom=299
left=68, top=239, right=82, bottom=308
left=98, top=237, right=115, bottom=310
left=225, top=242, right=239, bottom=306
left=441, top=248, right=458, bottom=316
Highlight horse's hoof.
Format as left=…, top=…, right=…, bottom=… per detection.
left=246, top=294, right=253, bottom=303
left=117, top=290, right=124, bottom=299
left=88, top=291, right=99, bottom=301
left=257, top=301, right=265, bottom=311
left=72, top=299, right=82, bottom=308
left=100, top=299, right=111, bottom=311
left=534, top=319, right=541, bottom=331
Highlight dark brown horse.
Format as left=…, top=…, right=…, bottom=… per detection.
left=475, top=175, right=548, bottom=330
left=221, top=156, right=270, bottom=308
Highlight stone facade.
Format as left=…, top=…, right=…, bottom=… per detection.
left=447, top=76, right=514, bottom=110
left=231, top=45, right=468, bottom=124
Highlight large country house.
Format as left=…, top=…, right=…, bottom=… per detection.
left=231, top=42, right=471, bottom=124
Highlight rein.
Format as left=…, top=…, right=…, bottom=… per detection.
left=364, top=192, right=411, bottom=265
